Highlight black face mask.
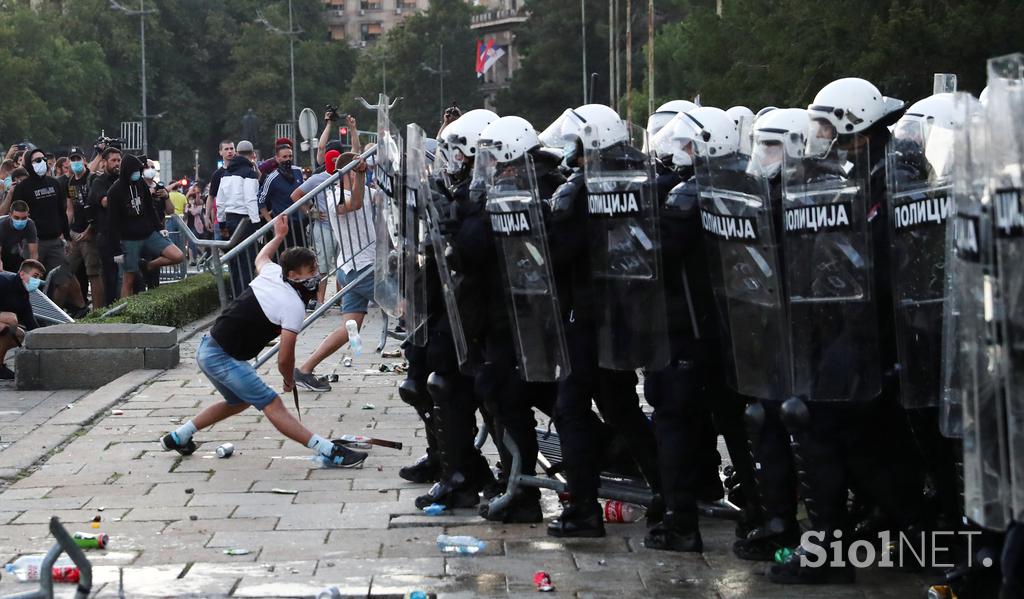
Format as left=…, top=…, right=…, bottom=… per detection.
left=286, top=274, right=321, bottom=303
left=279, top=160, right=293, bottom=170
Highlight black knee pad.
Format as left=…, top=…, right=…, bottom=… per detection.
left=780, top=397, right=810, bottom=434
left=399, top=378, right=432, bottom=413
left=744, top=401, right=766, bottom=438
left=427, top=371, right=452, bottom=406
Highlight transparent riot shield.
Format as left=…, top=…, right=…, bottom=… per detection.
left=696, top=151, right=791, bottom=400
left=780, top=134, right=880, bottom=402
left=885, top=121, right=955, bottom=409
left=373, top=95, right=404, bottom=318
left=985, top=52, right=1024, bottom=522
left=422, top=170, right=475, bottom=375
left=477, top=144, right=571, bottom=382
left=403, top=124, right=431, bottom=346
left=943, top=93, right=1011, bottom=529
left=582, top=124, right=670, bottom=371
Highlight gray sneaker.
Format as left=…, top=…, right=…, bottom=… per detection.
left=294, top=368, right=332, bottom=392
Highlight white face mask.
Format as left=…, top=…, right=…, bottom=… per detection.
left=32, top=161, right=48, bottom=176
left=142, top=168, right=157, bottom=180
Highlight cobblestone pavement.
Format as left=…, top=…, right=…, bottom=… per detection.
left=0, top=310, right=932, bottom=597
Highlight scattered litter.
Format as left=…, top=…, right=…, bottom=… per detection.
left=376, top=465, right=383, bottom=472
left=289, top=568, right=299, bottom=574
left=111, top=409, right=124, bottom=416
left=328, top=374, right=340, bottom=382
left=65, top=404, right=74, bottom=410
left=377, top=489, right=388, bottom=494
left=73, top=532, right=108, bottom=550
left=325, top=562, right=335, bottom=567
left=216, top=443, right=235, bottom=458
left=271, top=488, right=299, bottom=495
left=112, top=518, right=121, bottom=522
left=392, top=363, right=407, bottom=374
left=381, top=349, right=402, bottom=358
left=406, top=591, right=427, bottom=599
left=342, top=357, right=353, bottom=368
left=534, top=571, right=555, bottom=592
left=436, top=534, right=485, bottom=555
left=97, top=507, right=105, bottom=512
left=656, top=561, right=664, bottom=567
left=362, top=403, right=376, bottom=410
left=189, top=515, right=198, bottom=521
left=318, top=587, right=343, bottom=599
left=377, top=363, right=391, bottom=372
left=91, top=516, right=101, bottom=529
left=185, top=488, right=194, bottom=494
left=598, top=559, right=606, bottom=566
left=423, top=504, right=446, bottom=516
left=223, top=548, right=250, bottom=556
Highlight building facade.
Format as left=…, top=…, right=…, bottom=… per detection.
left=469, top=0, right=527, bottom=110
left=322, top=0, right=431, bottom=46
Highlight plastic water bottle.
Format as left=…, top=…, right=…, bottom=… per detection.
left=5, top=555, right=80, bottom=583
left=436, top=534, right=485, bottom=555
left=422, top=503, right=446, bottom=516
left=603, top=500, right=646, bottom=523
left=346, top=319, right=362, bottom=356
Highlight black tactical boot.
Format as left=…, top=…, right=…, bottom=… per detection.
left=399, top=452, right=441, bottom=484
left=644, top=510, right=703, bottom=553
left=547, top=500, right=605, bottom=538
left=733, top=517, right=801, bottom=561
left=414, top=471, right=481, bottom=509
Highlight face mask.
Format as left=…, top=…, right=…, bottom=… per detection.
left=286, top=273, right=321, bottom=302
left=70, top=161, right=85, bottom=175
left=2, top=176, right=10, bottom=187
left=143, top=168, right=157, bottom=180
left=33, top=161, right=48, bottom=176
left=23, top=276, right=42, bottom=293
left=280, top=160, right=293, bottom=170
left=11, top=218, right=28, bottom=231
left=130, top=171, right=142, bottom=182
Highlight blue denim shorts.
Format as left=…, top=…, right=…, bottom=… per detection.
left=339, top=264, right=375, bottom=314
left=122, top=230, right=173, bottom=273
left=196, top=335, right=278, bottom=410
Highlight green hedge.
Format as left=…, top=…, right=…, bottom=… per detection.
left=80, top=273, right=221, bottom=328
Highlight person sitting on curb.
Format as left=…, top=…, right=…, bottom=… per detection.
left=159, top=215, right=367, bottom=468
left=0, top=259, right=44, bottom=380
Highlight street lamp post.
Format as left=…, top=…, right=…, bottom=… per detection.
left=258, top=1, right=302, bottom=154
left=110, top=0, right=157, bottom=155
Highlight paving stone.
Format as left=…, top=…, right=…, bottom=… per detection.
left=233, top=577, right=370, bottom=598
left=164, top=516, right=279, bottom=534
left=124, top=505, right=235, bottom=521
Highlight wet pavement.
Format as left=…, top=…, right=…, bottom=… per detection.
left=0, top=310, right=933, bottom=597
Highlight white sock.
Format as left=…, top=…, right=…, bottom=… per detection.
left=307, top=434, right=333, bottom=456
left=172, top=420, right=198, bottom=444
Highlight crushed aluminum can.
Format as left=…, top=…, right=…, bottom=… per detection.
left=216, top=443, right=234, bottom=458
left=533, top=571, right=554, bottom=592
left=342, top=356, right=353, bottom=367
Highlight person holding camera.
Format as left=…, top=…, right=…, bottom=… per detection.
left=316, top=106, right=358, bottom=166
left=61, top=150, right=104, bottom=310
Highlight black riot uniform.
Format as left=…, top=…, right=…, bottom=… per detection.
left=546, top=145, right=662, bottom=538
left=413, top=172, right=496, bottom=509
left=770, top=125, right=927, bottom=584
left=642, top=162, right=761, bottom=552
left=461, top=151, right=567, bottom=522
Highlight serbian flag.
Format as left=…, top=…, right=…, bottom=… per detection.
left=475, top=38, right=506, bottom=78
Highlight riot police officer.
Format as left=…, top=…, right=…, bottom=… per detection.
left=543, top=104, right=664, bottom=538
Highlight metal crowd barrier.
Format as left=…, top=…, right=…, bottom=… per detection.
left=171, top=146, right=380, bottom=364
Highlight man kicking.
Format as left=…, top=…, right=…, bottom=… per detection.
left=160, top=215, right=365, bottom=467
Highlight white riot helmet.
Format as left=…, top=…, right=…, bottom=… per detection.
left=646, top=100, right=699, bottom=138
left=756, top=106, right=778, bottom=120
left=893, top=93, right=964, bottom=144
left=440, top=108, right=499, bottom=174
left=652, top=106, right=737, bottom=168
left=477, top=116, right=539, bottom=164
left=725, top=106, right=755, bottom=125
left=979, top=86, right=990, bottom=107
left=748, top=108, right=810, bottom=178
left=806, top=77, right=904, bottom=157
left=574, top=103, right=629, bottom=150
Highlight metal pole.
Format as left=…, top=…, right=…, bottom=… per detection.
left=625, top=0, right=632, bottom=122
left=609, top=0, right=615, bottom=112
left=648, top=0, right=654, bottom=116
left=439, top=44, right=444, bottom=117
left=140, top=0, right=147, bottom=156
left=288, top=0, right=297, bottom=148
left=581, top=0, right=587, bottom=105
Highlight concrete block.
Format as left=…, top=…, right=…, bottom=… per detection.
left=23, top=323, right=175, bottom=350
left=144, top=345, right=180, bottom=369
left=34, top=348, right=145, bottom=390
left=14, top=350, right=41, bottom=390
